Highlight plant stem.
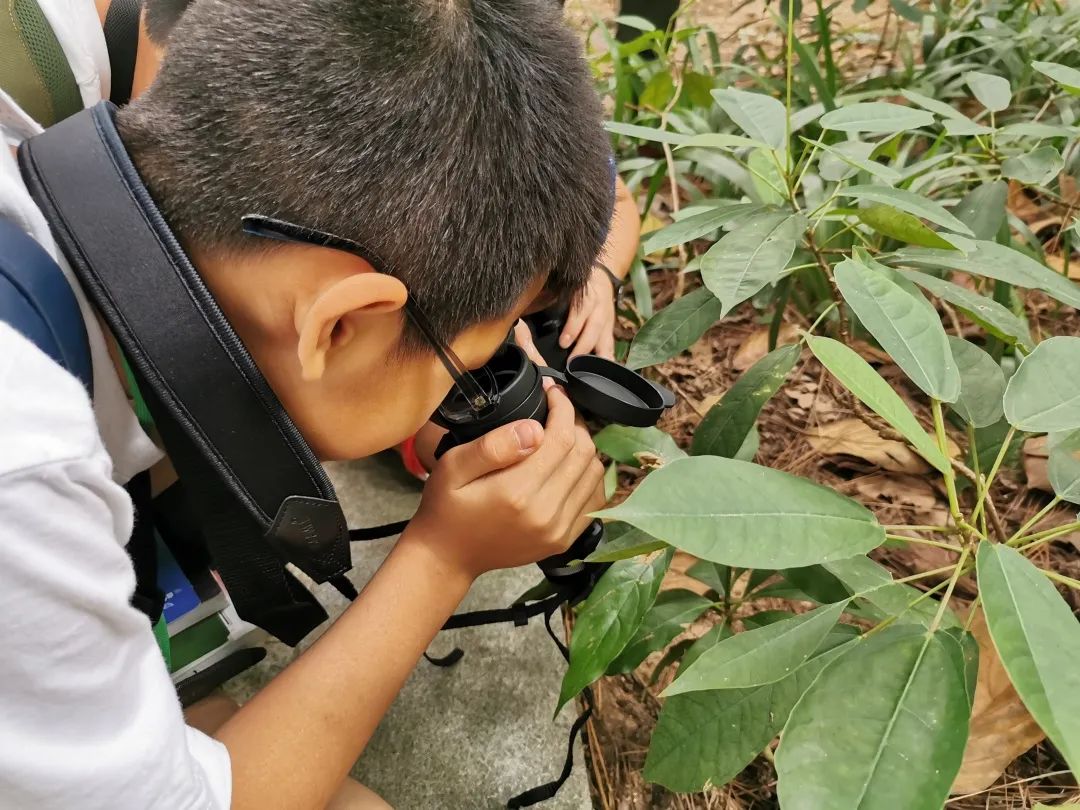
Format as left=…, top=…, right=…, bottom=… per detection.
left=784, top=0, right=795, bottom=173
left=884, top=524, right=955, bottom=533
left=971, top=426, right=1017, bottom=528
left=862, top=579, right=951, bottom=640
left=1011, top=521, right=1080, bottom=553
left=932, top=401, right=964, bottom=528
left=1041, top=568, right=1080, bottom=590
left=929, top=546, right=971, bottom=634
left=966, top=423, right=988, bottom=538
left=1008, top=495, right=1062, bottom=543
left=951, top=455, right=1001, bottom=540
left=801, top=301, right=839, bottom=338
left=963, top=593, right=982, bottom=631
left=892, top=565, right=958, bottom=585
left=885, top=534, right=965, bottom=552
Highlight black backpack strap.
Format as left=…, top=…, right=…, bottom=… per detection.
left=103, top=0, right=142, bottom=106
left=124, top=470, right=164, bottom=621
left=19, top=104, right=347, bottom=645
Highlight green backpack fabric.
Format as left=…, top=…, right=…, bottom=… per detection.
left=0, top=0, right=83, bottom=127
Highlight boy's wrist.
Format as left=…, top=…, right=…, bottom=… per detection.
left=394, top=523, right=478, bottom=597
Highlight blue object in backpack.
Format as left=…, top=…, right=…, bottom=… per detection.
left=0, top=217, right=93, bottom=393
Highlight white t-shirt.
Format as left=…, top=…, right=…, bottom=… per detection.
left=0, top=5, right=232, bottom=807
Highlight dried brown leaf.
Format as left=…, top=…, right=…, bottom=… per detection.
left=807, top=418, right=931, bottom=473
left=1025, top=435, right=1052, bottom=493
left=733, top=323, right=800, bottom=370
left=952, top=609, right=1046, bottom=794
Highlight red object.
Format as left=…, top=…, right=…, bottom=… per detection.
left=397, top=435, right=430, bottom=481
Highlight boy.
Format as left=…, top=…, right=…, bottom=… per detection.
left=0, top=1, right=613, bottom=808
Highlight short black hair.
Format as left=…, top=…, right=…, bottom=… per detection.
left=143, top=0, right=192, bottom=43
left=118, top=0, right=613, bottom=347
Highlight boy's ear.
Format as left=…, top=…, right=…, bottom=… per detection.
left=295, top=270, right=408, bottom=381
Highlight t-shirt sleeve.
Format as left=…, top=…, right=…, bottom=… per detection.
left=0, top=325, right=232, bottom=810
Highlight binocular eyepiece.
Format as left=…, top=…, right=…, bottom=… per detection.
left=433, top=337, right=675, bottom=590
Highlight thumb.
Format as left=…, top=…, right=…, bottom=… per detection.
left=442, top=420, right=543, bottom=487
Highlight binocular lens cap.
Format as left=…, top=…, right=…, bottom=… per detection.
left=550, top=355, right=675, bottom=428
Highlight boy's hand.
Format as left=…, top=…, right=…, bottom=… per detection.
left=407, top=387, right=605, bottom=581
left=559, top=266, right=616, bottom=360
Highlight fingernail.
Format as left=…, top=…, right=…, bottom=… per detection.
left=559, top=335, right=571, bottom=348
left=515, top=422, right=542, bottom=452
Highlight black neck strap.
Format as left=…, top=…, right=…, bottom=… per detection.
left=18, top=103, right=351, bottom=588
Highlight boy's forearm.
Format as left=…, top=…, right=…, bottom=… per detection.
left=602, top=177, right=640, bottom=280
left=216, top=530, right=472, bottom=810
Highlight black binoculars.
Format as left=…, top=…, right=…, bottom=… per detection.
left=432, top=319, right=675, bottom=590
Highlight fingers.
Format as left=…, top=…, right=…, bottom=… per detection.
left=569, top=307, right=613, bottom=360
left=537, top=422, right=599, bottom=504
left=559, top=476, right=608, bottom=545
left=514, top=320, right=552, bottom=390
left=559, top=296, right=589, bottom=349
left=595, top=327, right=616, bottom=361
left=441, top=419, right=543, bottom=488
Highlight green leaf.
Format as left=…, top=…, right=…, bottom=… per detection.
left=642, top=203, right=755, bottom=254
left=997, top=122, right=1077, bottom=140
left=823, top=554, right=959, bottom=628
left=1033, top=60, right=1080, bottom=95
left=645, top=643, right=848, bottom=792
left=608, top=589, right=714, bottom=674
left=835, top=258, right=961, bottom=401
left=640, top=71, right=676, bottom=111
left=678, top=133, right=765, bottom=151
left=735, top=424, right=760, bottom=461
left=1002, top=146, right=1064, bottom=186
left=1004, top=337, right=1080, bottom=432
left=558, top=549, right=673, bottom=712
left=944, top=117, right=994, bottom=136
left=898, top=241, right=1080, bottom=310
left=838, top=185, right=975, bottom=236
left=898, top=269, right=1032, bottom=350
left=686, top=560, right=731, bottom=595
left=664, top=602, right=846, bottom=695
left=1049, top=429, right=1080, bottom=504
left=977, top=542, right=1080, bottom=773
left=964, top=70, right=1011, bottom=111
left=806, top=138, right=902, bottom=184
left=701, top=212, right=803, bottom=316
left=586, top=523, right=668, bottom=563
left=748, top=148, right=787, bottom=205
left=626, top=287, right=723, bottom=370
left=594, top=456, right=885, bottom=569
left=649, top=638, right=695, bottom=685
left=678, top=621, right=731, bottom=674
left=819, top=102, right=935, bottom=133
left=782, top=565, right=852, bottom=603
left=594, top=425, right=687, bottom=467
left=900, top=88, right=974, bottom=122
left=806, top=336, right=951, bottom=473
left=711, top=87, right=788, bottom=151
left=692, top=344, right=801, bottom=457
left=682, top=71, right=716, bottom=108
left=948, top=337, right=1006, bottom=428
left=857, top=205, right=956, bottom=248
left=951, top=181, right=1008, bottom=243
left=776, top=625, right=970, bottom=810
left=604, top=121, right=692, bottom=145
left=941, top=626, right=980, bottom=709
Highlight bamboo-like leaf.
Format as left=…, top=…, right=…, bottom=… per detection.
left=642, top=202, right=756, bottom=254
left=806, top=138, right=902, bottom=184
left=711, top=87, right=788, bottom=150
left=964, top=71, right=1012, bottom=112
left=948, top=337, right=1006, bottom=428
left=776, top=625, right=970, bottom=810
left=898, top=269, right=1032, bottom=350
left=701, top=212, right=803, bottom=316
left=897, top=241, right=1080, bottom=309
left=838, top=185, right=974, bottom=236
left=1048, top=429, right=1080, bottom=504
left=558, top=549, right=673, bottom=712
left=605, top=121, right=692, bottom=145
left=594, top=425, right=687, bottom=467
left=977, top=542, right=1080, bottom=773
left=806, top=336, right=951, bottom=472
left=1002, top=146, right=1063, bottom=186
left=626, top=287, right=723, bottom=370
left=607, top=589, right=713, bottom=674
left=820, top=102, right=935, bottom=133
left=692, top=344, right=801, bottom=457
left=665, top=602, right=846, bottom=695
left=1033, top=60, right=1080, bottom=95
left=586, top=523, right=668, bottom=563
left=857, top=205, right=956, bottom=248
left=835, top=258, right=961, bottom=401
left=823, top=554, right=959, bottom=628
left=950, top=181, right=1008, bottom=242
left=1004, top=337, right=1080, bottom=432
left=594, top=456, right=884, bottom=569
